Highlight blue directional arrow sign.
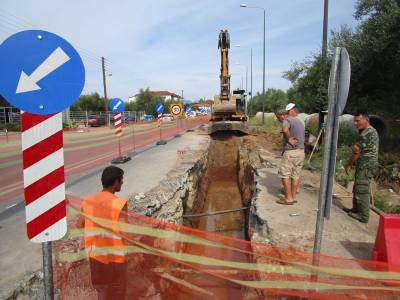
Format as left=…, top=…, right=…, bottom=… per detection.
left=155, top=103, right=164, bottom=114
left=109, top=98, right=125, bottom=113
left=185, top=107, right=192, bottom=113
left=0, top=30, right=85, bottom=115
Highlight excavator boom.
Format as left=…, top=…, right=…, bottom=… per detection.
left=209, top=29, right=248, bottom=135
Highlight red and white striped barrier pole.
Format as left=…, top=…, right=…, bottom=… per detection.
left=21, top=112, right=67, bottom=242
left=114, top=112, right=122, bottom=157
left=157, top=112, right=162, bottom=141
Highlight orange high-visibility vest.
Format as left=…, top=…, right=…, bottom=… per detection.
left=82, top=191, right=127, bottom=264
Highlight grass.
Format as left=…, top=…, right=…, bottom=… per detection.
left=374, top=193, right=400, bottom=214
left=304, top=145, right=354, bottom=188
left=248, top=116, right=281, bottom=133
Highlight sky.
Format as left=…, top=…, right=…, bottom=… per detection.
left=1, top=0, right=359, bottom=102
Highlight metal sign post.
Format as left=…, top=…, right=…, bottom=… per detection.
left=156, top=103, right=167, bottom=145
left=110, top=99, right=130, bottom=164
left=170, top=103, right=183, bottom=138
left=313, top=47, right=351, bottom=266
left=0, top=30, right=86, bottom=300
left=132, top=112, right=136, bottom=153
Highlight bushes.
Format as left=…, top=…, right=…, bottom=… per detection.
left=0, top=123, right=20, bottom=132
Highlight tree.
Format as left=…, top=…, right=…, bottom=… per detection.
left=125, top=88, right=163, bottom=115
left=0, top=94, right=10, bottom=107
left=248, top=88, right=288, bottom=114
left=283, top=0, right=400, bottom=118
left=70, top=92, right=106, bottom=111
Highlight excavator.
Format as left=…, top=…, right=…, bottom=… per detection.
left=209, top=29, right=248, bottom=135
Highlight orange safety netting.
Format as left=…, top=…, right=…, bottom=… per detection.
left=52, top=195, right=400, bottom=299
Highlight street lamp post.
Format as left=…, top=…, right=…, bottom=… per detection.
left=240, top=3, right=266, bottom=123
left=235, top=45, right=253, bottom=116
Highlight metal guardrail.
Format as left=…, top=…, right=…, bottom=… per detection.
left=0, top=107, right=146, bottom=128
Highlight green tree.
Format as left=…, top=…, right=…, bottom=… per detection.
left=70, top=92, right=106, bottom=111
left=0, top=94, right=10, bottom=107
left=126, top=88, right=164, bottom=115
left=283, top=0, right=400, bottom=118
left=248, top=88, right=288, bottom=114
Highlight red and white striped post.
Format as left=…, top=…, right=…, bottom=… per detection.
left=114, top=112, right=122, bottom=157
left=157, top=112, right=162, bottom=140
left=21, top=112, right=67, bottom=242
left=156, top=113, right=167, bottom=145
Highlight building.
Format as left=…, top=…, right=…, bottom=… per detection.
left=127, top=90, right=181, bottom=103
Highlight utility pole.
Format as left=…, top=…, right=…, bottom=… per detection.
left=262, top=9, right=266, bottom=124
left=322, top=0, right=329, bottom=60
left=250, top=47, right=253, bottom=116
left=102, top=56, right=108, bottom=112
left=319, top=0, right=329, bottom=135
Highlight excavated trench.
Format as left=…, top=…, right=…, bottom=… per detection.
left=178, top=132, right=256, bottom=299
left=184, top=132, right=253, bottom=239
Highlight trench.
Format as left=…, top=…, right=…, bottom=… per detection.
left=187, top=132, right=250, bottom=239
left=178, top=132, right=255, bottom=299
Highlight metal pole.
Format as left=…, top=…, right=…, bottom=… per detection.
left=245, top=65, right=248, bottom=93
left=118, top=136, right=122, bottom=158
left=312, top=48, right=340, bottom=265
left=250, top=48, right=253, bottom=116
left=132, top=114, right=136, bottom=152
left=101, top=56, right=108, bottom=112
left=262, top=9, right=266, bottom=124
left=42, top=242, right=54, bottom=300
left=322, top=0, right=329, bottom=60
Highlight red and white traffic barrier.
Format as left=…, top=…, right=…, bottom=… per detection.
left=157, top=113, right=162, bottom=127
left=21, top=112, right=67, bottom=242
left=114, top=112, right=122, bottom=137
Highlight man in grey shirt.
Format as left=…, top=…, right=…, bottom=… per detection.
left=277, top=103, right=305, bottom=205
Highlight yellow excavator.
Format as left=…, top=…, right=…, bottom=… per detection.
left=209, top=29, right=248, bottom=135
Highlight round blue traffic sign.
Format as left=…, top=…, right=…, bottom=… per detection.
left=0, top=30, right=85, bottom=114
left=185, top=107, right=192, bottom=113
left=109, top=98, right=125, bottom=113
left=155, top=103, right=164, bottom=114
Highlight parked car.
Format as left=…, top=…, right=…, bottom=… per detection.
left=88, top=115, right=106, bottom=127
left=143, top=115, right=154, bottom=122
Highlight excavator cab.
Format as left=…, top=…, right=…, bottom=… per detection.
left=233, top=89, right=246, bottom=115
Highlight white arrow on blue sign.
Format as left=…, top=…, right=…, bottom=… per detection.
left=185, top=107, right=192, bottom=113
left=0, top=30, right=85, bottom=115
left=155, top=103, right=164, bottom=113
left=109, top=98, right=125, bottom=113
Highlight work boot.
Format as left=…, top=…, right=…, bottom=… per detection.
left=342, top=207, right=356, bottom=213
left=348, top=212, right=368, bottom=223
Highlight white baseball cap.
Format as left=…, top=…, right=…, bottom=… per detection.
left=285, top=103, right=296, bottom=111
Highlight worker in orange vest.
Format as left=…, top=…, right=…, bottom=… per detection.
left=82, top=166, right=127, bottom=300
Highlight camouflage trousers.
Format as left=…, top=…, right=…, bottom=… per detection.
left=352, top=165, right=377, bottom=222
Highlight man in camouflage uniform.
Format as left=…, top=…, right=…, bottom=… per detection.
left=344, top=111, right=379, bottom=223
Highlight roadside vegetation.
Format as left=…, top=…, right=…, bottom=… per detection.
left=247, top=0, right=400, bottom=213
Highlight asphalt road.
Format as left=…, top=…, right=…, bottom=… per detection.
left=0, top=116, right=208, bottom=299
left=0, top=117, right=207, bottom=211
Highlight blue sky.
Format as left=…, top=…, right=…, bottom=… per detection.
left=1, top=0, right=359, bottom=102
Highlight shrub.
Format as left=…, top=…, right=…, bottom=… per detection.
left=0, top=123, right=21, bottom=132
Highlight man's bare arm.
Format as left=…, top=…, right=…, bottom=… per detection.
left=282, top=125, right=297, bottom=146
left=345, top=144, right=362, bottom=174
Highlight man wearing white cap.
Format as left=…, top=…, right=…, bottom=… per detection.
left=277, top=103, right=305, bottom=205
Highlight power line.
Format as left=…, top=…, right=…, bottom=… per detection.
left=0, top=9, right=108, bottom=67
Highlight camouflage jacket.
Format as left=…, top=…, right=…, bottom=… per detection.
left=355, top=126, right=379, bottom=170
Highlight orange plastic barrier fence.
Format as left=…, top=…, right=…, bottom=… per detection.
left=52, top=195, right=400, bottom=299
